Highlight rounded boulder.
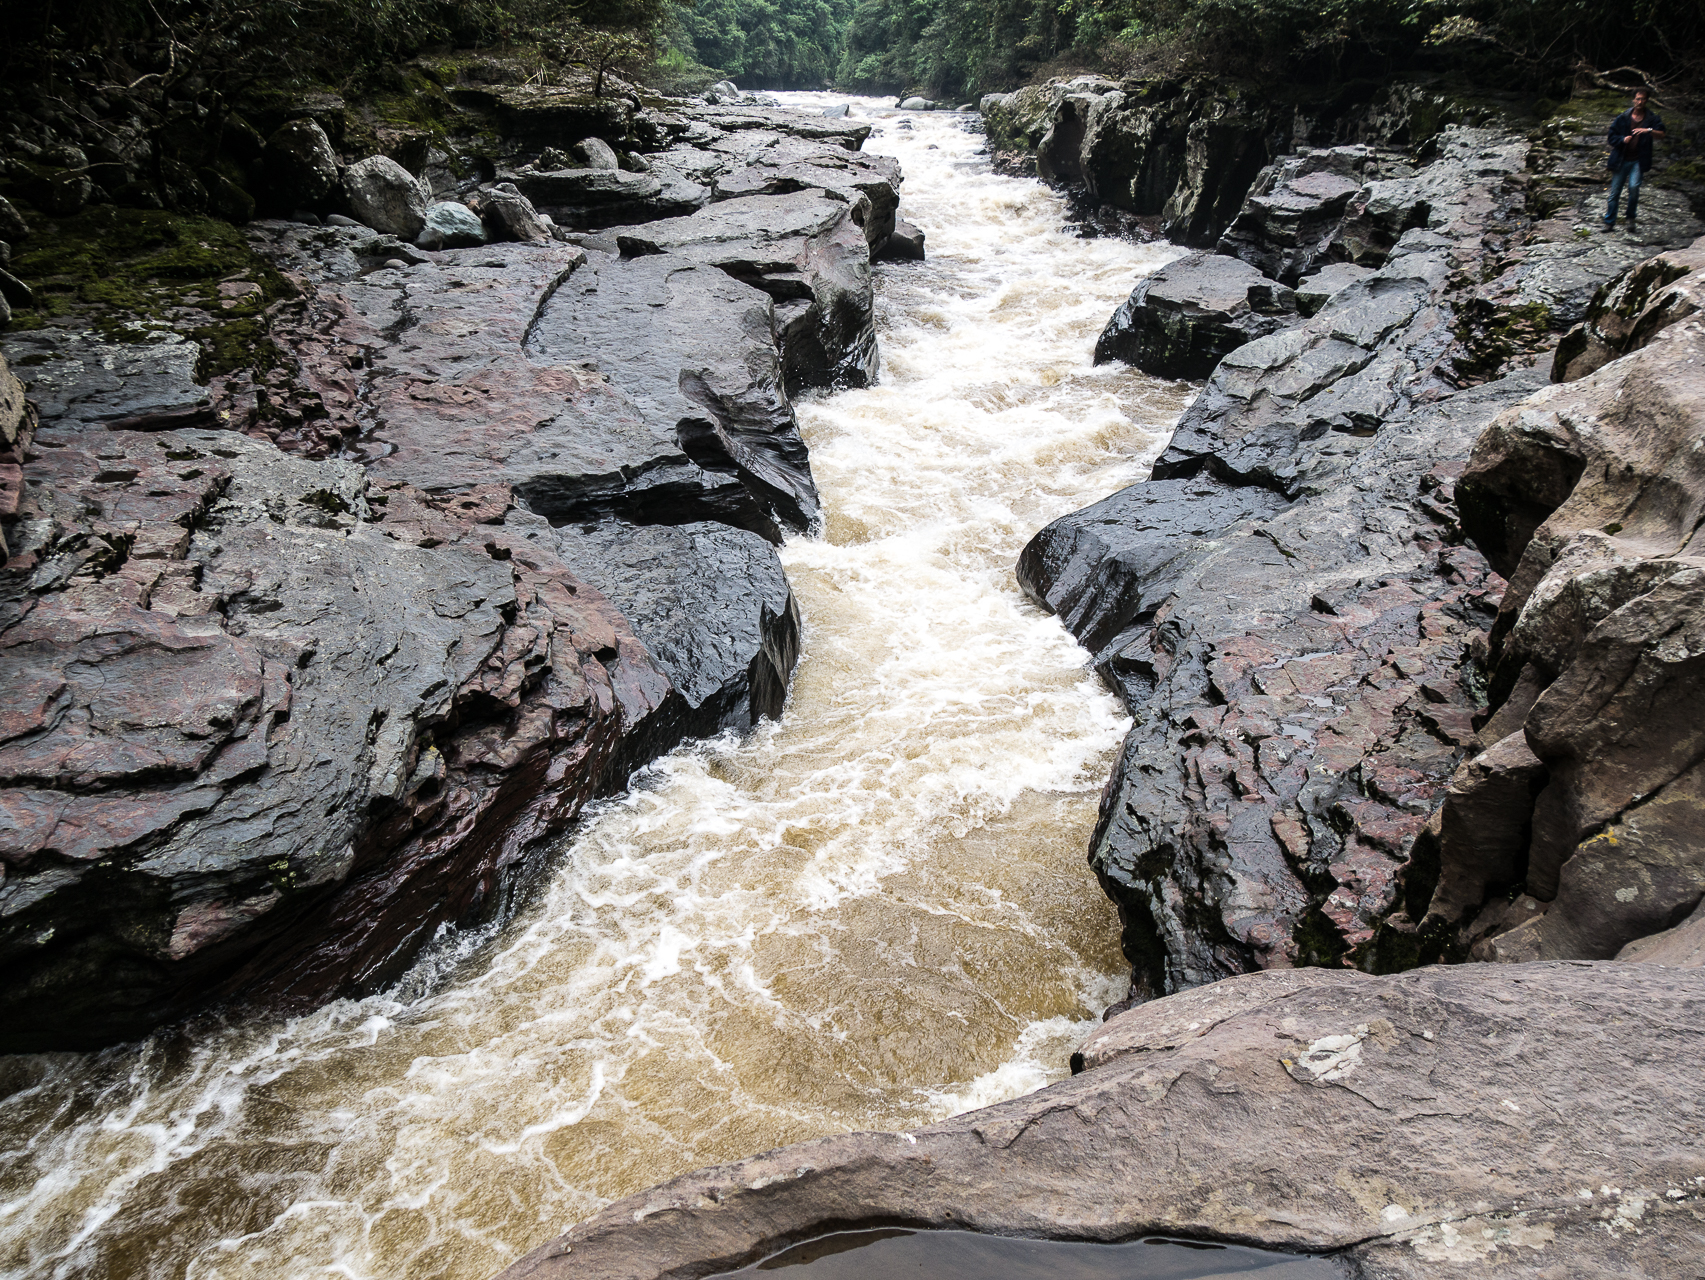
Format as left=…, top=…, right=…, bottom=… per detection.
left=264, top=119, right=339, bottom=209
left=417, top=201, right=488, bottom=250
left=344, top=155, right=428, bottom=239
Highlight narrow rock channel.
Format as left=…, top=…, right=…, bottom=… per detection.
left=0, top=97, right=1186, bottom=1280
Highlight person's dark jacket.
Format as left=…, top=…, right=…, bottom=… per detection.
left=1609, top=108, right=1666, bottom=172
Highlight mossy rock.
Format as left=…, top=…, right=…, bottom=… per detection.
left=5, top=203, right=289, bottom=378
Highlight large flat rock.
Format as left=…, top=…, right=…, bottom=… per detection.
left=498, top=962, right=1705, bottom=1280
left=614, top=192, right=877, bottom=394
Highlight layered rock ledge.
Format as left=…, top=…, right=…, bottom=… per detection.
left=1018, top=95, right=1704, bottom=992
left=0, top=99, right=909, bottom=1052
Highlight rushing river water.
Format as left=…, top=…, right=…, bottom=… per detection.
left=0, top=95, right=1186, bottom=1280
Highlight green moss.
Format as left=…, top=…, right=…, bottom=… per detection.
left=4, top=203, right=291, bottom=381
left=1291, top=906, right=1349, bottom=969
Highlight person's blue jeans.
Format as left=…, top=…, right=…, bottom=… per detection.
left=1605, top=160, right=1642, bottom=226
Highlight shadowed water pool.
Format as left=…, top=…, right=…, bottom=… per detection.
left=714, top=1230, right=1346, bottom=1280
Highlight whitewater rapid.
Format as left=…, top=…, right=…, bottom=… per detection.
left=0, top=94, right=1186, bottom=1280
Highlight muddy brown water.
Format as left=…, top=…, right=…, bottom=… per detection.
left=0, top=95, right=1188, bottom=1280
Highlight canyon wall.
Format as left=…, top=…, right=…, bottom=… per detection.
left=1011, top=74, right=1705, bottom=997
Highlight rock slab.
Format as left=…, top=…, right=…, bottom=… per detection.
left=498, top=963, right=1705, bottom=1280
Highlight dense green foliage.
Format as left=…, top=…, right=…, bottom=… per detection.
left=834, top=0, right=1704, bottom=102
left=0, top=0, right=682, bottom=92
left=674, top=0, right=855, bottom=87
left=3, top=0, right=1695, bottom=110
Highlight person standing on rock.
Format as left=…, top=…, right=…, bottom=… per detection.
left=1603, top=88, right=1666, bottom=233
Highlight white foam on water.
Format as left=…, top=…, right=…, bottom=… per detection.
left=0, top=94, right=1188, bottom=1280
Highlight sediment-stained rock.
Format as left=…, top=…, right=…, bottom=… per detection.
left=499, top=963, right=1705, bottom=1280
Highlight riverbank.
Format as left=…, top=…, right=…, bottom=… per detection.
left=0, top=95, right=1193, bottom=1279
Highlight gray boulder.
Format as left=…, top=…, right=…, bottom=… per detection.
left=263, top=118, right=339, bottom=209
left=899, top=96, right=935, bottom=111
left=1217, top=148, right=1379, bottom=283
left=710, top=80, right=741, bottom=101
left=1094, top=251, right=1297, bottom=380
left=572, top=137, right=620, bottom=170
left=821, top=103, right=850, bottom=119
left=499, top=963, right=1705, bottom=1280
left=415, top=200, right=487, bottom=250
left=875, top=218, right=925, bottom=262
left=342, top=154, right=428, bottom=239
left=471, top=183, right=553, bottom=243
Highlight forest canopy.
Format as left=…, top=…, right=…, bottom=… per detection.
left=3, top=0, right=1696, bottom=103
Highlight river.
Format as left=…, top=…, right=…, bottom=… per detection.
left=0, top=93, right=1184, bottom=1280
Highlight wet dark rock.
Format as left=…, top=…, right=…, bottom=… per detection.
left=263, top=119, right=339, bottom=210
left=1093, top=251, right=1297, bottom=380
left=875, top=218, right=925, bottom=262
left=614, top=191, right=877, bottom=394
left=709, top=143, right=902, bottom=252
left=1216, top=147, right=1382, bottom=283
left=0, top=95, right=902, bottom=1050
left=501, top=963, right=1705, bottom=1280
left=1294, top=261, right=1377, bottom=317
left=511, top=167, right=671, bottom=230
left=0, top=330, right=214, bottom=432
left=554, top=520, right=801, bottom=741
left=0, top=425, right=677, bottom=1051
left=1064, top=82, right=1275, bottom=247
left=1020, top=123, right=1705, bottom=993
left=1150, top=128, right=1528, bottom=490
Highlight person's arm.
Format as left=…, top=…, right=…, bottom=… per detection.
left=1609, top=113, right=1633, bottom=146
